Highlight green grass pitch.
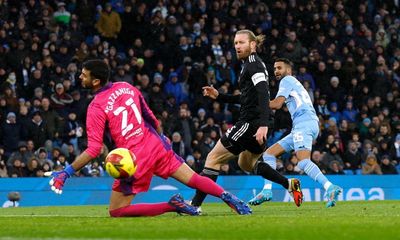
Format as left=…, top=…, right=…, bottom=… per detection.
left=0, top=201, right=399, bottom=240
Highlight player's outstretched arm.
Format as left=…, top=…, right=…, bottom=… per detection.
left=45, top=151, right=93, bottom=194
left=204, top=85, right=241, bottom=103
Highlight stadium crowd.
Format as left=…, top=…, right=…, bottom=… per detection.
left=0, top=0, right=399, bottom=178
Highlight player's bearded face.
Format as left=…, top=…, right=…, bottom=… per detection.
left=80, top=68, right=94, bottom=89
left=234, top=34, right=252, bottom=60
left=274, top=62, right=290, bottom=80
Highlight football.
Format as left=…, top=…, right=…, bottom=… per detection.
left=105, top=148, right=137, bottom=179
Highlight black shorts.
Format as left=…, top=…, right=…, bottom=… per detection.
left=221, top=121, right=266, bottom=155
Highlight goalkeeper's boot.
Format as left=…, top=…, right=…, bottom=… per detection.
left=288, top=178, right=303, bottom=207
left=248, top=189, right=273, bottom=205
left=168, top=194, right=199, bottom=216
left=325, top=185, right=342, bottom=208
left=221, top=192, right=252, bottom=215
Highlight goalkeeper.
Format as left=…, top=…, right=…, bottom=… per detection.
left=45, top=59, right=252, bottom=217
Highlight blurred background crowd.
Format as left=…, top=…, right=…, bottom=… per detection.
left=0, top=0, right=399, bottom=178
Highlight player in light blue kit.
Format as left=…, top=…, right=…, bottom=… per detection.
left=248, top=58, right=342, bottom=208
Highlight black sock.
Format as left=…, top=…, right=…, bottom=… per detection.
left=191, top=167, right=219, bottom=207
left=254, top=161, right=289, bottom=189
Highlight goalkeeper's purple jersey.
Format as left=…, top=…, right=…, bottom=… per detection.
left=85, top=82, right=159, bottom=158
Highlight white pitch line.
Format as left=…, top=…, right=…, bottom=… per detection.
left=0, top=238, right=118, bottom=240
left=0, top=237, right=174, bottom=240
left=0, top=215, right=106, bottom=218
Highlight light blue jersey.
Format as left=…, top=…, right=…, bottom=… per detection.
left=276, top=75, right=319, bottom=125
left=276, top=75, right=319, bottom=152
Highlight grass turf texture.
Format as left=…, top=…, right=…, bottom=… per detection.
left=0, top=201, right=398, bottom=240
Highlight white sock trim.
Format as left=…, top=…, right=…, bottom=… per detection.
left=263, top=183, right=272, bottom=190
left=324, top=182, right=332, bottom=190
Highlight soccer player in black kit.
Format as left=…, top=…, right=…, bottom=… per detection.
left=191, top=30, right=303, bottom=212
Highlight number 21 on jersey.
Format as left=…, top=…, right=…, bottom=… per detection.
left=113, top=98, right=142, bottom=136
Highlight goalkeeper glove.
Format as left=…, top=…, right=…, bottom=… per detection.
left=44, top=165, right=75, bottom=194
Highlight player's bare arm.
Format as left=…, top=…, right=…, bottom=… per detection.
left=70, top=151, right=94, bottom=171
left=269, top=96, right=286, bottom=110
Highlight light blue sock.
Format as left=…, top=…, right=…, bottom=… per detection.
left=262, top=153, right=276, bottom=190
left=297, top=159, right=332, bottom=190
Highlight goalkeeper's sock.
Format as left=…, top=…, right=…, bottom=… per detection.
left=190, top=167, right=219, bottom=207
left=109, top=203, right=174, bottom=217
left=253, top=161, right=289, bottom=189
left=297, top=159, right=332, bottom=190
left=187, top=172, right=224, bottom=198
left=262, top=153, right=277, bottom=190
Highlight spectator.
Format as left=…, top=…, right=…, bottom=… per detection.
left=171, top=132, right=191, bottom=159
left=148, top=83, right=166, bottom=115
left=329, top=102, right=342, bottom=124
left=0, top=157, right=8, bottom=178
left=311, top=150, right=328, bottom=174
left=322, top=144, right=344, bottom=170
left=63, top=112, right=83, bottom=153
left=342, top=101, right=358, bottom=126
left=26, top=157, right=41, bottom=177
left=325, top=76, right=346, bottom=107
left=96, top=3, right=122, bottom=45
left=8, top=158, right=27, bottom=177
left=35, top=147, right=53, bottom=169
left=53, top=2, right=71, bottom=25
left=41, top=97, right=61, bottom=140
left=164, top=72, right=187, bottom=105
left=86, top=161, right=104, bottom=177
left=185, top=155, right=198, bottom=173
left=65, top=143, right=76, bottom=164
left=55, top=154, right=69, bottom=169
left=171, top=108, right=196, bottom=148
left=50, top=83, right=73, bottom=118
left=315, top=95, right=330, bottom=120
left=113, top=65, right=133, bottom=85
left=26, top=111, right=52, bottom=150
left=380, top=155, right=398, bottom=174
left=338, top=119, right=352, bottom=147
left=1, top=112, right=22, bottom=157
left=200, top=117, right=222, bottom=138
left=196, top=108, right=208, bottom=126
left=7, top=142, right=32, bottom=168
left=296, top=65, right=316, bottom=90
left=18, top=105, right=31, bottom=139
left=313, top=61, right=330, bottom=93
left=362, top=154, right=382, bottom=175
left=69, top=90, right=87, bottom=123
left=343, top=141, right=363, bottom=172
left=220, top=163, right=235, bottom=175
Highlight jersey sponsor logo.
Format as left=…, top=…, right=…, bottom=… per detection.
left=125, top=127, right=143, bottom=139
left=105, top=88, right=135, bottom=113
